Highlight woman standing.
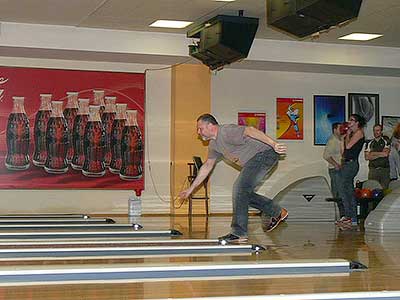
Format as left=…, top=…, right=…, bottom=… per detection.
left=337, top=114, right=366, bottom=227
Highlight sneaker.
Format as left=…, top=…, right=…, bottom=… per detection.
left=335, top=216, right=347, bottom=225
left=218, top=233, right=248, bottom=244
left=336, top=217, right=357, bottom=226
left=265, top=208, right=288, bottom=232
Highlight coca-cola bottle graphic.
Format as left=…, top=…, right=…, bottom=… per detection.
left=63, top=92, right=78, bottom=164
left=101, top=96, right=116, bottom=167
left=44, top=101, right=69, bottom=174
left=120, top=110, right=143, bottom=180
left=109, top=103, right=127, bottom=174
left=5, top=96, right=30, bottom=170
left=71, top=98, right=90, bottom=170
left=82, top=105, right=106, bottom=177
left=93, top=90, right=105, bottom=117
left=33, top=94, right=52, bottom=167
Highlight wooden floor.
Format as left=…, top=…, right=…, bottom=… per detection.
left=0, top=215, right=399, bottom=299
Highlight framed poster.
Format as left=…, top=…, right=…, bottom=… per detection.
left=238, top=112, right=266, bottom=133
left=276, top=98, right=303, bottom=140
left=313, top=95, right=346, bottom=145
left=348, top=93, right=379, bottom=140
left=382, top=115, right=400, bottom=137
left=0, top=66, right=145, bottom=191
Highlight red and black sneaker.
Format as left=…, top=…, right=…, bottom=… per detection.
left=265, top=208, right=288, bottom=232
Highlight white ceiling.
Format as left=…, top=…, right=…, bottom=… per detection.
left=0, top=0, right=399, bottom=48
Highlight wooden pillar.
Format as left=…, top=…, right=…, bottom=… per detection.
left=171, top=64, right=211, bottom=215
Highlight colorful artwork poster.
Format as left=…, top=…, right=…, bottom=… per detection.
left=276, top=98, right=303, bottom=140
left=314, top=95, right=345, bottom=145
left=0, top=66, right=145, bottom=191
left=238, top=112, right=266, bottom=133
left=382, top=115, right=400, bottom=137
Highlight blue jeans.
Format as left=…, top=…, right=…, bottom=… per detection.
left=231, top=149, right=282, bottom=237
left=328, top=168, right=344, bottom=218
left=338, top=160, right=359, bottom=221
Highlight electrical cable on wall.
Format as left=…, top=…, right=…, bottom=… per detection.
left=143, top=58, right=194, bottom=205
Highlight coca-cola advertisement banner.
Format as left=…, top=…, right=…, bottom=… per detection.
left=0, top=66, right=145, bottom=191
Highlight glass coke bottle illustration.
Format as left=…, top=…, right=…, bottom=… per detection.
left=5, top=96, right=30, bottom=170
left=71, top=98, right=89, bottom=170
left=109, top=103, right=127, bottom=174
left=33, top=94, right=52, bottom=167
left=101, top=96, right=116, bottom=167
left=44, top=101, right=69, bottom=174
left=93, top=90, right=105, bottom=117
left=120, top=110, right=143, bottom=180
left=63, top=92, right=78, bottom=164
left=82, top=105, right=106, bottom=177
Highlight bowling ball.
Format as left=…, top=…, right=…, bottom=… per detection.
left=339, top=122, right=349, bottom=135
left=354, top=188, right=363, bottom=198
left=371, top=189, right=384, bottom=199
left=360, top=188, right=372, bottom=199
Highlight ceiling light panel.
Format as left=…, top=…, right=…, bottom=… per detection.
left=338, top=33, right=383, bottom=41
left=149, top=20, right=193, bottom=28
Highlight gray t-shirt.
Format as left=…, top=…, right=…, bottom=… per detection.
left=208, top=124, right=273, bottom=167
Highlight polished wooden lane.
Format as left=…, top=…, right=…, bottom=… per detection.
left=0, top=216, right=399, bottom=299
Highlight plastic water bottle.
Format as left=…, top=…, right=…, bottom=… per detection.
left=128, top=191, right=142, bottom=217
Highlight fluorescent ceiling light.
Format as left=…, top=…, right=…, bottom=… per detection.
left=149, top=20, right=192, bottom=29
left=338, top=33, right=383, bottom=41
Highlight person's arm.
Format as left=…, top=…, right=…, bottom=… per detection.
left=365, top=150, right=389, bottom=160
left=179, top=158, right=217, bottom=199
left=243, top=126, right=287, bottom=154
left=344, top=130, right=363, bottom=149
left=364, top=140, right=390, bottom=161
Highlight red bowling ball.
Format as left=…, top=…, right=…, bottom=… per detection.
left=339, top=122, right=349, bottom=135
left=360, top=188, right=372, bottom=199
left=354, top=188, right=363, bottom=198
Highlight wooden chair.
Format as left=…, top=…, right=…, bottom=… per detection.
left=187, top=156, right=209, bottom=216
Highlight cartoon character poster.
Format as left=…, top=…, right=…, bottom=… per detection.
left=238, top=112, right=266, bottom=133
left=276, top=98, right=303, bottom=140
left=0, top=66, right=145, bottom=191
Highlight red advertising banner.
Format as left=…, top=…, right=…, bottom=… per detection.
left=0, top=66, right=145, bottom=191
left=276, top=98, right=303, bottom=140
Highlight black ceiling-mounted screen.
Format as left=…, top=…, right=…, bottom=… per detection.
left=187, top=15, right=259, bottom=70
left=267, top=0, right=363, bottom=38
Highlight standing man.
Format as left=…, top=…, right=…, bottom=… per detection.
left=364, top=124, right=391, bottom=189
left=323, top=122, right=345, bottom=219
left=179, top=114, right=288, bottom=243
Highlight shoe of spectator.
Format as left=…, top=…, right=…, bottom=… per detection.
left=335, top=216, right=347, bottom=225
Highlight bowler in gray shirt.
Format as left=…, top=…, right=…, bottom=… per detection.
left=179, top=113, right=288, bottom=243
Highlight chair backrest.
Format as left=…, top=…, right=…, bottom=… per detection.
left=192, top=156, right=203, bottom=177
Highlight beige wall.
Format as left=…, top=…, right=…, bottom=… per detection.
left=1, top=58, right=400, bottom=215
left=210, top=68, right=400, bottom=213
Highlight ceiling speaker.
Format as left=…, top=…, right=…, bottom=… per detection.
left=267, top=0, right=363, bottom=38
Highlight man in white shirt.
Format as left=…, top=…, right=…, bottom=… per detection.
left=323, top=122, right=344, bottom=219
